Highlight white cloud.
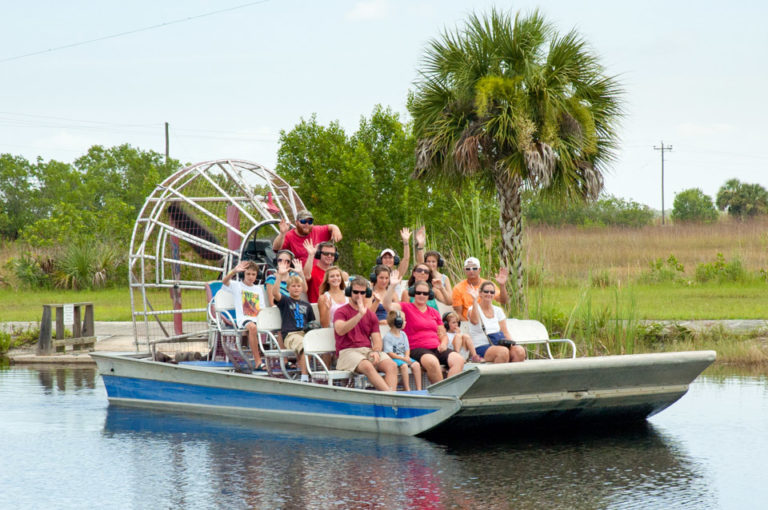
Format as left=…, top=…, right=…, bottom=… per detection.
left=345, top=0, right=391, bottom=21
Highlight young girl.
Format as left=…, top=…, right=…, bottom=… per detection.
left=382, top=310, right=423, bottom=391
left=443, top=311, right=482, bottom=363
left=317, top=266, right=347, bottom=327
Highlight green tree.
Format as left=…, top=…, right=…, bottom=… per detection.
left=671, top=188, right=718, bottom=223
left=276, top=106, right=484, bottom=274
left=23, top=145, right=178, bottom=246
left=408, top=9, right=622, bottom=308
left=0, top=154, right=38, bottom=239
left=715, top=178, right=768, bottom=218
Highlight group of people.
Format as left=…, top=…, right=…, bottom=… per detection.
left=222, top=209, right=526, bottom=390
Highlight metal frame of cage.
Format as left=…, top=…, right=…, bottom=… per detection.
left=128, top=159, right=305, bottom=351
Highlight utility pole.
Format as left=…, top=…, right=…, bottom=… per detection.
left=654, top=141, right=672, bottom=224
left=165, top=122, right=170, bottom=163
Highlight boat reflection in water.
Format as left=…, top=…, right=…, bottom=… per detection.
left=103, top=406, right=712, bottom=509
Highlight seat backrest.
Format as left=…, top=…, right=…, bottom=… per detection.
left=311, top=303, right=320, bottom=321
left=206, top=281, right=223, bottom=302
left=506, top=319, right=550, bottom=342
left=256, top=306, right=282, bottom=331
left=303, top=328, right=336, bottom=354
left=378, top=324, right=390, bottom=339
left=214, top=288, right=235, bottom=311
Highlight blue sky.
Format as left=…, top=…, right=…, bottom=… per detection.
left=1, top=0, right=766, bottom=210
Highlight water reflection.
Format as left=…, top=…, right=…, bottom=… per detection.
left=103, top=406, right=711, bottom=509
left=35, top=366, right=97, bottom=393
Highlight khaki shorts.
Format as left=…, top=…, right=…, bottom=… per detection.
left=337, top=347, right=376, bottom=372
left=283, top=331, right=305, bottom=354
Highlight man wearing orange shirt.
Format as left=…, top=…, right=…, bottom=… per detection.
left=452, top=257, right=509, bottom=320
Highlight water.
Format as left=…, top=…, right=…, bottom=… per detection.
left=1, top=364, right=766, bottom=509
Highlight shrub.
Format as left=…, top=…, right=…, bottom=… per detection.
left=638, top=255, right=685, bottom=284
left=671, top=188, right=718, bottom=223
left=6, top=250, right=49, bottom=288
left=54, top=242, right=124, bottom=289
left=694, top=253, right=748, bottom=283
left=525, top=194, right=655, bottom=228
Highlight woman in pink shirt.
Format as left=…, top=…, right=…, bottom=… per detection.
left=384, top=272, right=464, bottom=384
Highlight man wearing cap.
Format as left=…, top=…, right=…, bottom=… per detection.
left=452, top=257, right=509, bottom=320
left=272, top=210, right=342, bottom=266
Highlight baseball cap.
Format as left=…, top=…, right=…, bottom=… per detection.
left=296, top=210, right=313, bottom=220
left=463, top=257, right=481, bottom=268
left=379, top=249, right=396, bottom=258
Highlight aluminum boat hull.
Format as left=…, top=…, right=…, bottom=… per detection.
left=92, top=350, right=715, bottom=436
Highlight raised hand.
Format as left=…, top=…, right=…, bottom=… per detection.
left=279, top=219, right=290, bottom=234
left=467, top=286, right=479, bottom=301
left=389, top=269, right=400, bottom=285
left=277, top=258, right=290, bottom=275
left=432, top=277, right=443, bottom=290
left=415, top=226, right=426, bottom=247
left=291, top=258, right=303, bottom=274
left=400, top=227, right=411, bottom=244
left=234, top=261, right=248, bottom=272
left=303, top=239, right=317, bottom=256
left=495, top=267, right=508, bottom=286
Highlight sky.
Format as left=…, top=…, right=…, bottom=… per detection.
left=1, top=0, right=766, bottom=211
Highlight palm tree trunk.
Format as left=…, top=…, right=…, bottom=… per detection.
left=496, top=172, right=525, bottom=314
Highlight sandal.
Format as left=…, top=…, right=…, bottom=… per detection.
left=255, top=361, right=267, bottom=371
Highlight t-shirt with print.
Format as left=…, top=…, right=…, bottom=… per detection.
left=333, top=303, right=380, bottom=355
left=383, top=330, right=410, bottom=357
left=275, top=295, right=315, bottom=337
left=400, top=301, right=441, bottom=350
left=280, top=225, right=331, bottom=265
left=223, top=280, right=266, bottom=328
left=467, top=304, right=506, bottom=348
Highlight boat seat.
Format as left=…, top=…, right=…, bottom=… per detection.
left=505, top=319, right=577, bottom=359
left=303, top=328, right=354, bottom=386
left=210, top=288, right=253, bottom=373
left=256, top=306, right=298, bottom=379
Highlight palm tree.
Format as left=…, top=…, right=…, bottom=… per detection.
left=409, top=9, right=622, bottom=309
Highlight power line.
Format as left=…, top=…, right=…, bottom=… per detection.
left=0, top=0, right=270, bottom=64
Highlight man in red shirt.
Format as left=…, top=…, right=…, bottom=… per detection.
left=303, top=240, right=345, bottom=303
left=272, top=210, right=342, bottom=265
left=334, top=277, right=397, bottom=391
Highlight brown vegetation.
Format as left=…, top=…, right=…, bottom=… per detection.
left=524, top=216, right=768, bottom=283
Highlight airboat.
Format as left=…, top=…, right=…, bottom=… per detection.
left=92, top=159, right=716, bottom=436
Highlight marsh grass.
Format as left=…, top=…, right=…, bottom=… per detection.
left=525, top=216, right=768, bottom=284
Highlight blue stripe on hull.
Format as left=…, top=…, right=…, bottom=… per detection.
left=102, top=375, right=437, bottom=420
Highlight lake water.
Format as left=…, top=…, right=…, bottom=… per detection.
left=1, top=363, right=766, bottom=509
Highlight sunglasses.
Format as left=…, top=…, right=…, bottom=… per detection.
left=414, top=290, right=430, bottom=296
left=413, top=267, right=429, bottom=274
left=320, top=251, right=336, bottom=257
left=481, top=289, right=496, bottom=295
left=298, top=218, right=314, bottom=225
left=464, top=267, right=479, bottom=271
left=277, top=258, right=291, bottom=264
left=351, top=289, right=367, bottom=295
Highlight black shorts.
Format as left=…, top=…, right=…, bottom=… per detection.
left=410, top=347, right=454, bottom=367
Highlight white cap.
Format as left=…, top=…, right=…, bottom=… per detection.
left=379, top=249, right=396, bottom=258
left=463, top=257, right=481, bottom=268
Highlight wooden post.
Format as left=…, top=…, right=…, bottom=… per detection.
left=38, top=305, right=52, bottom=355
left=73, top=305, right=82, bottom=338
left=55, top=305, right=64, bottom=340
left=83, top=303, right=94, bottom=337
